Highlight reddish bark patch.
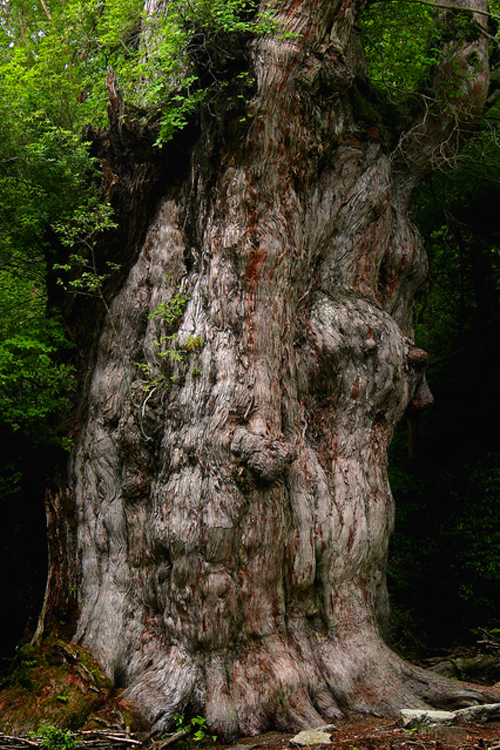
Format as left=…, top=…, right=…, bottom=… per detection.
left=366, top=126, right=381, bottom=141
left=351, top=378, right=360, bottom=401
left=245, top=245, right=268, bottom=288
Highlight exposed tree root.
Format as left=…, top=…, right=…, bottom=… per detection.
left=396, top=658, right=500, bottom=711
left=118, top=624, right=500, bottom=741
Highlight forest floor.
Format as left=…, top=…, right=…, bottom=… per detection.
left=221, top=714, right=500, bottom=750
left=1, top=714, right=500, bottom=750
left=1, top=707, right=500, bottom=750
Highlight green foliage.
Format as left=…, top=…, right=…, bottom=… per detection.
left=0, top=0, right=275, bottom=455
left=1, top=0, right=275, bottom=149
left=0, top=23, right=112, bottom=442
left=135, top=290, right=206, bottom=402
left=0, top=0, right=117, bottom=660
left=153, top=334, right=184, bottom=362
left=174, top=714, right=217, bottom=745
left=359, top=0, right=500, bottom=96
left=357, top=0, right=500, bottom=142
left=184, top=335, right=205, bottom=351
left=3, top=643, right=42, bottom=692
left=0, top=270, right=75, bottom=438
left=137, top=290, right=190, bottom=393
left=34, top=724, right=80, bottom=750
left=53, top=204, right=119, bottom=296
left=94, top=0, right=275, bottom=143
left=150, top=288, right=190, bottom=328
left=0, top=0, right=275, bottom=454
left=0, top=85, right=98, bottom=256
left=358, top=1, right=439, bottom=95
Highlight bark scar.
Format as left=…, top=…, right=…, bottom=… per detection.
left=230, top=427, right=296, bottom=482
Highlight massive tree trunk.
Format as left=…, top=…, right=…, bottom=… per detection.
left=37, top=0, right=499, bottom=739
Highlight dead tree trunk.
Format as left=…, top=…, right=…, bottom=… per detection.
left=38, top=0, right=500, bottom=738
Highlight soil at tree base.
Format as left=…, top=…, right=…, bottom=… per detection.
left=2, top=714, right=500, bottom=749
left=151, top=716, right=500, bottom=750
left=227, top=715, right=500, bottom=750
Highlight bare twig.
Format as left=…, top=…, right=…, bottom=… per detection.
left=39, top=0, right=53, bottom=21
left=152, top=729, right=189, bottom=749
left=0, top=734, right=40, bottom=748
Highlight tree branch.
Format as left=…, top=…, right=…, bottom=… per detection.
left=370, top=0, right=498, bottom=21
left=390, top=0, right=490, bottom=198
left=39, top=0, right=53, bottom=22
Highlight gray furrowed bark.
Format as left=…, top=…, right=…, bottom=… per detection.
left=37, top=0, right=500, bottom=738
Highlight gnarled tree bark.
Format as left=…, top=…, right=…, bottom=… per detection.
left=37, top=0, right=500, bottom=739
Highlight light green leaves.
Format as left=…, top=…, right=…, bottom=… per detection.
left=0, top=271, right=75, bottom=436
left=358, top=0, right=439, bottom=96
